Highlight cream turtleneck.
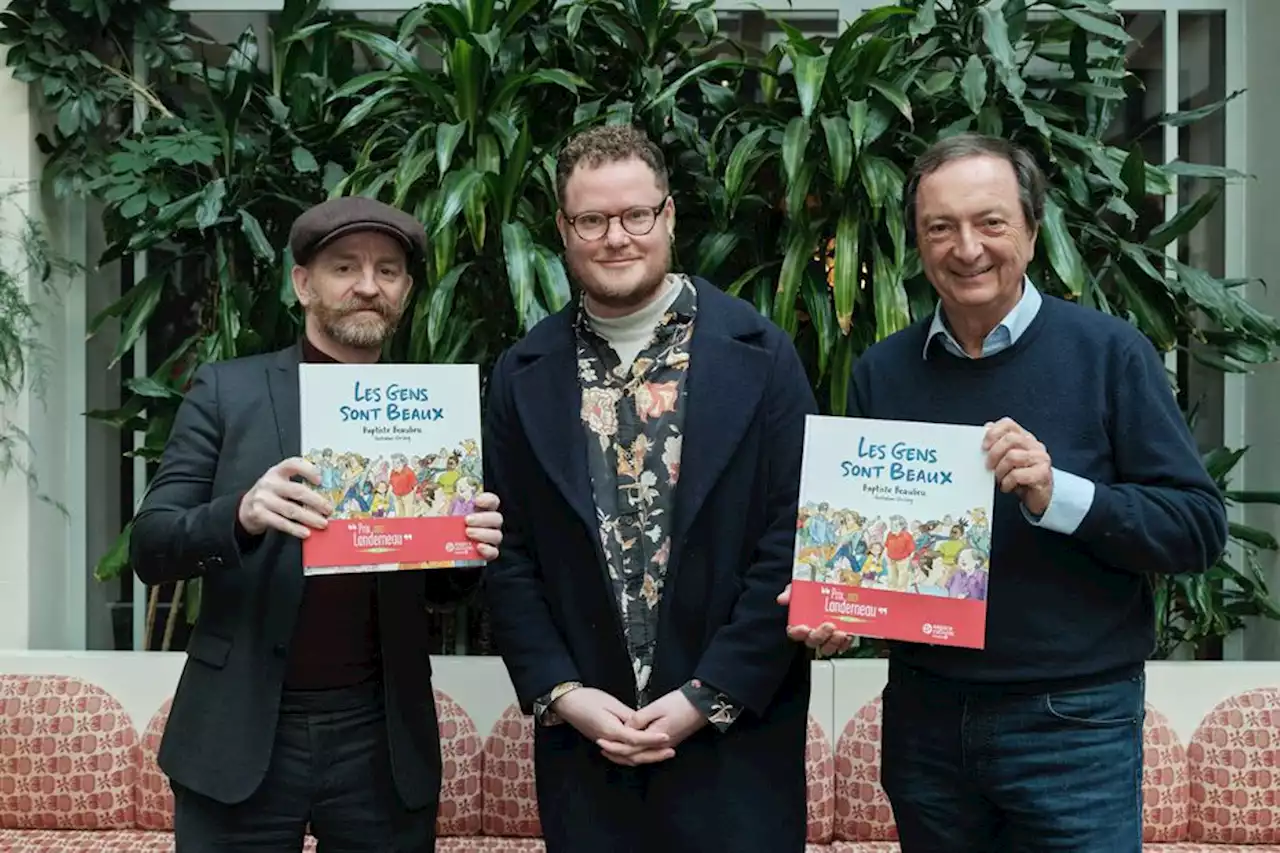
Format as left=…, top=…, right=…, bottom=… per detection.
left=583, top=275, right=682, bottom=372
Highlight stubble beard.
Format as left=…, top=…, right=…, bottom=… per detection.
left=570, top=241, right=672, bottom=315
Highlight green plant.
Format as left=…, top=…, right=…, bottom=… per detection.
left=0, top=183, right=74, bottom=514
left=1153, top=447, right=1280, bottom=659
left=1, top=0, right=1276, bottom=656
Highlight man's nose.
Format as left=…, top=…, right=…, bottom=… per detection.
left=604, top=217, right=630, bottom=248
left=953, top=228, right=985, bottom=263
left=353, top=268, right=379, bottom=295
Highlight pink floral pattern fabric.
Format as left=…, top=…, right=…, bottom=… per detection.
left=435, top=689, right=483, bottom=836
left=833, top=694, right=897, bottom=842
left=436, top=839, right=547, bottom=851
left=1187, top=687, right=1280, bottom=844
left=0, top=829, right=175, bottom=850
left=0, top=676, right=139, bottom=830
left=1145, top=702, right=1190, bottom=842
left=135, top=701, right=171, bottom=832
left=1146, top=840, right=1280, bottom=845
left=805, top=716, right=835, bottom=844
left=11, top=675, right=1280, bottom=853
left=480, top=704, right=540, bottom=838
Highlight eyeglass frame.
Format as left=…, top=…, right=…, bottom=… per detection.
left=561, top=196, right=672, bottom=242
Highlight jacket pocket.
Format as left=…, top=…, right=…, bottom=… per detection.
left=185, top=631, right=232, bottom=669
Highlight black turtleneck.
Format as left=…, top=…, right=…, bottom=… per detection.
left=282, top=336, right=380, bottom=690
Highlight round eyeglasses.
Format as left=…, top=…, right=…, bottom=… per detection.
left=564, top=198, right=669, bottom=241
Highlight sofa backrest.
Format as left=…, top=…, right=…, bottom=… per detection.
left=2, top=663, right=1278, bottom=846
left=1186, top=687, right=1280, bottom=844
left=0, top=674, right=139, bottom=830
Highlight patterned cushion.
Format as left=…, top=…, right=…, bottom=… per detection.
left=135, top=701, right=171, bottom=832
left=805, top=715, right=835, bottom=844
left=1187, top=686, right=1280, bottom=844
left=0, top=676, right=139, bottom=830
left=1144, top=702, right=1190, bottom=842
left=833, top=694, right=897, bottom=842
left=480, top=704, right=541, bottom=837
left=830, top=842, right=901, bottom=852
left=1146, top=840, right=1280, bottom=845
left=0, top=829, right=173, bottom=850
left=436, top=839, right=546, bottom=851
left=435, top=689, right=483, bottom=836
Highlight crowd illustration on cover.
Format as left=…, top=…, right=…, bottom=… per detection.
left=303, top=440, right=482, bottom=521
left=793, top=503, right=992, bottom=602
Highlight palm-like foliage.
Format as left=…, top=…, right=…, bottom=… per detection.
left=0, top=0, right=1274, bottom=658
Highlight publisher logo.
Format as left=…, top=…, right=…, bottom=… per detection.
left=922, top=622, right=955, bottom=641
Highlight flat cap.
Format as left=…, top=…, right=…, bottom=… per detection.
left=289, top=196, right=427, bottom=265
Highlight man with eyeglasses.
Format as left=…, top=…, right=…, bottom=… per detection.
left=482, top=124, right=816, bottom=852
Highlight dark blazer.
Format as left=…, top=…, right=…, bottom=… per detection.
left=129, top=343, right=470, bottom=809
left=482, top=278, right=816, bottom=851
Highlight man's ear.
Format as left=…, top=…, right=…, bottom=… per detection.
left=664, top=196, right=676, bottom=240
left=555, top=210, right=570, bottom=248
left=291, top=265, right=311, bottom=307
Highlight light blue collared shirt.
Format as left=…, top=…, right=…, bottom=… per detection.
left=923, top=279, right=1095, bottom=536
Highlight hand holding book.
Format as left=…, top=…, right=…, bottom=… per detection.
left=777, top=583, right=854, bottom=657
left=237, top=456, right=333, bottom=540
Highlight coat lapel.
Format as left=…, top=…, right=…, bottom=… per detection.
left=670, top=284, right=772, bottom=549
left=267, top=344, right=302, bottom=458
left=509, top=333, right=600, bottom=541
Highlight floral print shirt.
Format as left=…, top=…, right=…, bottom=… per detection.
left=533, top=275, right=742, bottom=732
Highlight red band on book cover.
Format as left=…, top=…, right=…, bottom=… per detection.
left=304, top=516, right=479, bottom=567
left=788, top=578, right=987, bottom=649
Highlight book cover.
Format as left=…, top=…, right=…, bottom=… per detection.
left=299, top=362, right=485, bottom=576
left=787, top=415, right=994, bottom=649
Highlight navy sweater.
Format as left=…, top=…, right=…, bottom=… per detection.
left=848, top=294, right=1228, bottom=688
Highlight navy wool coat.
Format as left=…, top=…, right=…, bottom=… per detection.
left=482, top=277, right=817, bottom=852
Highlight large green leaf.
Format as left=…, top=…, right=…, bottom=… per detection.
left=1040, top=195, right=1088, bottom=297
left=501, top=220, right=539, bottom=332
left=832, top=207, right=860, bottom=334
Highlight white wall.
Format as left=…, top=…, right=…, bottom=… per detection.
left=1242, top=0, right=1280, bottom=661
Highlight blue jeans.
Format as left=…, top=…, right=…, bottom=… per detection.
left=880, top=662, right=1145, bottom=853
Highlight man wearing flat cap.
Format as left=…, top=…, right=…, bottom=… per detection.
left=130, top=195, right=506, bottom=852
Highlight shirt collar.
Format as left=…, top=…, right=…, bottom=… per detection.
left=923, top=277, right=1041, bottom=359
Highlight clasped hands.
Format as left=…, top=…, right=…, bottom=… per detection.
left=236, top=456, right=504, bottom=559
left=781, top=416, right=1053, bottom=656
left=551, top=686, right=707, bottom=767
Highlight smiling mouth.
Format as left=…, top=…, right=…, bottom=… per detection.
left=954, top=266, right=994, bottom=279
left=598, top=258, right=641, bottom=266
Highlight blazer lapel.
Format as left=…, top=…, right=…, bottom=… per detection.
left=510, top=338, right=600, bottom=542
left=267, top=344, right=302, bottom=458
left=670, top=287, right=772, bottom=549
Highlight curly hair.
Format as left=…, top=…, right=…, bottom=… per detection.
left=555, top=124, right=669, bottom=206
